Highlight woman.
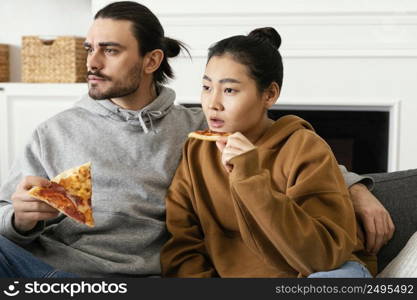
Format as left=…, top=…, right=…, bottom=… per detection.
left=161, top=27, right=374, bottom=277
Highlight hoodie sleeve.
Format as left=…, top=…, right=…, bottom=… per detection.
left=161, top=142, right=218, bottom=278
left=228, top=130, right=359, bottom=277
left=338, top=165, right=375, bottom=191
left=0, top=129, right=47, bottom=244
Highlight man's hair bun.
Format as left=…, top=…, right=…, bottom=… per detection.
left=163, top=37, right=181, bottom=58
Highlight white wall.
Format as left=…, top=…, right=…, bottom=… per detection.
left=92, top=0, right=417, bottom=170
left=0, top=0, right=92, bottom=81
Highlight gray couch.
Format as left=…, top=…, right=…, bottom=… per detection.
left=368, top=169, right=417, bottom=272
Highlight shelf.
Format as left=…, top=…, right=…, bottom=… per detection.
left=0, top=83, right=87, bottom=96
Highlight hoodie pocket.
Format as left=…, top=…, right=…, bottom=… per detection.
left=44, top=216, right=90, bottom=246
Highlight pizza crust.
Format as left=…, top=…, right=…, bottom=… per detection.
left=188, top=131, right=231, bottom=142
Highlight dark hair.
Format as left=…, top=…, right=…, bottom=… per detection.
left=208, top=27, right=283, bottom=92
left=95, top=1, right=189, bottom=85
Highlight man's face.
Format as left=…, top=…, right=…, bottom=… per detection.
left=84, top=18, right=143, bottom=100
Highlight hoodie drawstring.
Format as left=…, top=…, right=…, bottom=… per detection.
left=138, top=110, right=163, bottom=133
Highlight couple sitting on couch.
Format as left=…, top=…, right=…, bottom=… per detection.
left=0, top=1, right=408, bottom=278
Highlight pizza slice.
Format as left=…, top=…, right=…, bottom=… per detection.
left=188, top=130, right=231, bottom=141
left=28, top=162, right=94, bottom=227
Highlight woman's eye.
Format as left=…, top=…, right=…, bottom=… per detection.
left=224, top=88, right=235, bottom=94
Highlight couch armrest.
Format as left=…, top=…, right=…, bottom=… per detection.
left=365, top=169, right=417, bottom=272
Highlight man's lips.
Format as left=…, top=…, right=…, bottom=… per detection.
left=86, top=71, right=110, bottom=82
left=87, top=75, right=106, bottom=82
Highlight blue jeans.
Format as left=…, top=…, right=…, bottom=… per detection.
left=0, top=235, right=78, bottom=278
left=308, top=261, right=372, bottom=278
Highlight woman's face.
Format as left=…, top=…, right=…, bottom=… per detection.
left=201, top=54, right=274, bottom=138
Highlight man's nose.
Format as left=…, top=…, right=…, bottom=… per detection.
left=86, top=50, right=103, bottom=71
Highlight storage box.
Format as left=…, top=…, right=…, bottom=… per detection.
left=21, top=36, right=87, bottom=83
left=0, top=44, right=9, bottom=82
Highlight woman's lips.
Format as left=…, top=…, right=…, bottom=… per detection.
left=209, top=118, right=224, bottom=129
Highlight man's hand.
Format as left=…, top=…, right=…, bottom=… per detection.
left=11, top=176, right=59, bottom=233
left=349, top=183, right=395, bottom=255
left=216, top=132, right=256, bottom=173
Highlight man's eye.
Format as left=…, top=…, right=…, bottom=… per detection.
left=85, top=48, right=93, bottom=54
left=224, top=88, right=235, bottom=94
left=202, top=85, right=211, bottom=91
left=104, top=48, right=118, bottom=55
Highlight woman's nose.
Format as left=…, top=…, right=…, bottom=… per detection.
left=208, top=93, right=223, bottom=111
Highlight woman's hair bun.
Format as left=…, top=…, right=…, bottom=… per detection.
left=248, top=27, right=281, bottom=50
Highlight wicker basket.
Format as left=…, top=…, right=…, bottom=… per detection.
left=0, top=44, right=9, bottom=82
left=21, top=36, right=87, bottom=83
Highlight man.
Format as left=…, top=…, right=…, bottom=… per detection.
left=0, top=1, right=393, bottom=277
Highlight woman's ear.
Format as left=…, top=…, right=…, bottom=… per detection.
left=143, top=49, right=164, bottom=75
left=263, top=82, right=280, bottom=109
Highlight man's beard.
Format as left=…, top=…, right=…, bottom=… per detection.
left=87, top=64, right=141, bottom=100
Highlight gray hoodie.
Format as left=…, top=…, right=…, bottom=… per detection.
left=0, top=86, right=206, bottom=277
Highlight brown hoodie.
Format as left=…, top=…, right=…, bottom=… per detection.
left=161, top=115, right=375, bottom=277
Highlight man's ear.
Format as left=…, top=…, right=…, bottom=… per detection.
left=143, top=49, right=164, bottom=75
left=263, top=82, right=280, bottom=109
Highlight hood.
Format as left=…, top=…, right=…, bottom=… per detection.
left=74, top=86, right=176, bottom=133
left=257, top=115, right=315, bottom=149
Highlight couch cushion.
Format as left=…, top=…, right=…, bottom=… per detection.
left=366, top=169, right=417, bottom=272
left=377, top=232, right=417, bottom=277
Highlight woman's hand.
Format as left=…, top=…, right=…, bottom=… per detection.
left=215, top=132, right=256, bottom=173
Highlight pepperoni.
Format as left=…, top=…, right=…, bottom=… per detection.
left=37, top=186, right=84, bottom=217
left=68, top=194, right=84, bottom=206
left=37, top=189, right=68, bottom=206
left=49, top=182, right=67, bottom=193
left=64, top=206, right=86, bottom=223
